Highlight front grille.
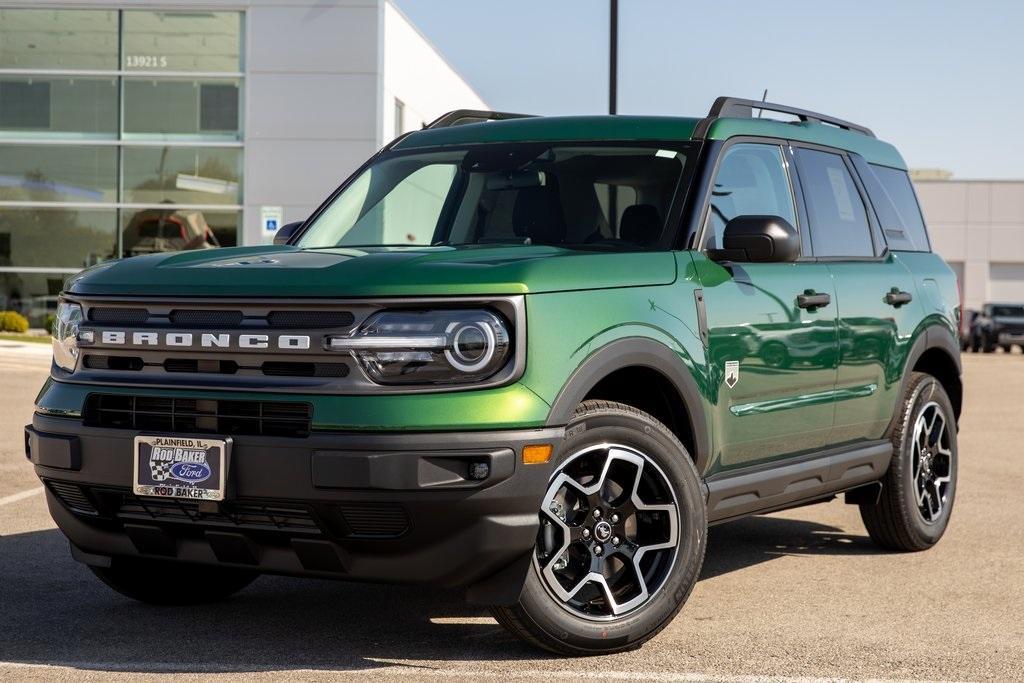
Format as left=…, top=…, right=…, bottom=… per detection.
left=261, top=361, right=349, bottom=377
left=85, top=305, right=356, bottom=330
left=267, top=310, right=355, bottom=328
left=169, top=309, right=245, bottom=328
left=164, top=358, right=239, bottom=374
left=118, top=495, right=321, bottom=534
left=48, top=482, right=411, bottom=541
left=84, top=394, right=312, bottom=437
left=80, top=356, right=349, bottom=378
left=46, top=481, right=99, bottom=516
left=89, top=307, right=149, bottom=325
left=338, top=503, right=411, bottom=538
left=83, top=355, right=144, bottom=371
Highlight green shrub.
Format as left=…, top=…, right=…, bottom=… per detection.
left=0, top=310, right=30, bottom=333
left=44, top=314, right=57, bottom=335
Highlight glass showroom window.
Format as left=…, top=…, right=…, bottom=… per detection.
left=0, top=8, right=244, bottom=327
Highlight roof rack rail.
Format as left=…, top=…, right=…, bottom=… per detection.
left=697, top=96, right=875, bottom=138
left=424, top=109, right=535, bottom=129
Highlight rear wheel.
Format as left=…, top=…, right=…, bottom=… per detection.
left=492, top=400, right=706, bottom=655
left=90, top=557, right=258, bottom=605
left=860, top=372, right=957, bottom=551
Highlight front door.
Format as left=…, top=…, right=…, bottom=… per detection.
left=694, top=142, right=839, bottom=474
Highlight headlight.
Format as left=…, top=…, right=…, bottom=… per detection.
left=52, top=300, right=84, bottom=372
left=329, top=309, right=511, bottom=385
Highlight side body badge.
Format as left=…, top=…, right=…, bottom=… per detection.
left=724, top=360, right=740, bottom=389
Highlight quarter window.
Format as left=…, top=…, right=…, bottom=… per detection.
left=795, top=149, right=873, bottom=258
left=704, top=143, right=796, bottom=250
left=868, top=164, right=930, bottom=252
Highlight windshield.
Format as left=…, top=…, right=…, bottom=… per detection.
left=296, top=142, right=693, bottom=250
left=991, top=305, right=1024, bottom=317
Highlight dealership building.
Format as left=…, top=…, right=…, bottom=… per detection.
left=914, top=179, right=1024, bottom=311
left=2, top=3, right=1023, bottom=327
left=0, top=1, right=485, bottom=325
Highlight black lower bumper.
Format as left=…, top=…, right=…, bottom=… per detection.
left=26, top=414, right=563, bottom=605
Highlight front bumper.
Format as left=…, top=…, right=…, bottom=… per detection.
left=27, top=414, right=562, bottom=604
left=997, top=332, right=1024, bottom=345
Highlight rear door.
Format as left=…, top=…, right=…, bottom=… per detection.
left=694, top=141, right=839, bottom=474
left=792, top=147, right=925, bottom=444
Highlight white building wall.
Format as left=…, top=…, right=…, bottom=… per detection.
left=916, top=180, right=1024, bottom=309
left=381, top=1, right=487, bottom=145
left=244, top=1, right=382, bottom=245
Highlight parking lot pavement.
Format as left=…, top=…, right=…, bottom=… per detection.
left=2, top=352, right=1023, bottom=682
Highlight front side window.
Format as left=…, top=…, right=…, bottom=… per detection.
left=297, top=144, right=692, bottom=250
left=796, top=149, right=873, bottom=258
left=704, top=143, right=796, bottom=250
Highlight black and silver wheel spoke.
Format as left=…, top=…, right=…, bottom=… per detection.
left=911, top=401, right=954, bottom=524
left=535, top=444, right=679, bottom=620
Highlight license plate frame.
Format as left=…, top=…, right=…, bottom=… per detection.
left=133, top=435, right=230, bottom=501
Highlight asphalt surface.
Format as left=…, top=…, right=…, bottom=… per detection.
left=1, top=343, right=1022, bottom=682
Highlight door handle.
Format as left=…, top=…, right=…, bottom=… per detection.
left=885, top=288, right=913, bottom=307
left=797, top=290, right=831, bottom=310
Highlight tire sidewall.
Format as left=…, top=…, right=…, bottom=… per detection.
left=894, top=375, right=958, bottom=545
left=517, top=405, right=706, bottom=653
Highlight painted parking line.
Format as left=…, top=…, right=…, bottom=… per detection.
left=0, top=661, right=966, bottom=683
left=0, top=487, right=43, bottom=507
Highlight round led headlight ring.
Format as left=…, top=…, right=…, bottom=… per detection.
left=445, top=320, right=497, bottom=373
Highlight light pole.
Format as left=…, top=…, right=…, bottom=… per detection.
left=609, top=0, right=618, bottom=115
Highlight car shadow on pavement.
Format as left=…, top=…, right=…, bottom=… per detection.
left=701, top=514, right=880, bottom=581
left=0, top=516, right=881, bottom=673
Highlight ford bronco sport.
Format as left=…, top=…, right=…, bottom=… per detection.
left=27, top=97, right=962, bottom=655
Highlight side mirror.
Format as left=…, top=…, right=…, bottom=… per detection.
left=711, top=215, right=799, bottom=263
left=273, top=221, right=303, bottom=245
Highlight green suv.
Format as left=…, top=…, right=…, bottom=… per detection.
left=27, top=97, right=961, bottom=655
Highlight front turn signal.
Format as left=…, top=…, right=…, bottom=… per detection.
left=522, top=444, right=552, bottom=465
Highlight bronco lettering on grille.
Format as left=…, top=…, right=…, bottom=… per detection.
left=89, top=330, right=312, bottom=351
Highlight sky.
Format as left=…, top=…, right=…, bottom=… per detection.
left=394, top=0, right=1024, bottom=179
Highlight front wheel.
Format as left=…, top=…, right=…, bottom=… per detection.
left=90, top=557, right=258, bottom=605
left=859, top=372, right=957, bottom=551
left=492, top=400, right=706, bottom=655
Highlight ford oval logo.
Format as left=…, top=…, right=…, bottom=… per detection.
left=171, top=461, right=211, bottom=484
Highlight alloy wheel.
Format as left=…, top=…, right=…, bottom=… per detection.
left=911, top=401, right=954, bottom=523
left=534, top=443, right=680, bottom=621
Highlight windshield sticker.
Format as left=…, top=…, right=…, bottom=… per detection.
left=826, top=166, right=856, bottom=222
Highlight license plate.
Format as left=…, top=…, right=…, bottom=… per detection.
left=133, top=435, right=229, bottom=501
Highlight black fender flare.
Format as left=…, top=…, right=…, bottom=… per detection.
left=889, top=324, right=963, bottom=433
left=544, top=337, right=710, bottom=473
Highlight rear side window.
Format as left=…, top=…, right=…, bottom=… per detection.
left=866, top=164, right=930, bottom=252
left=795, top=148, right=873, bottom=258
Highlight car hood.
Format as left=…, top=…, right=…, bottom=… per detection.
left=67, top=244, right=678, bottom=298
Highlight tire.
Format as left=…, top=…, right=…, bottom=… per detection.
left=859, top=372, right=958, bottom=551
left=492, top=400, right=706, bottom=655
left=90, top=557, right=258, bottom=605
left=1002, top=345, right=1012, bottom=353
left=760, top=341, right=791, bottom=369
left=981, top=333, right=996, bottom=353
